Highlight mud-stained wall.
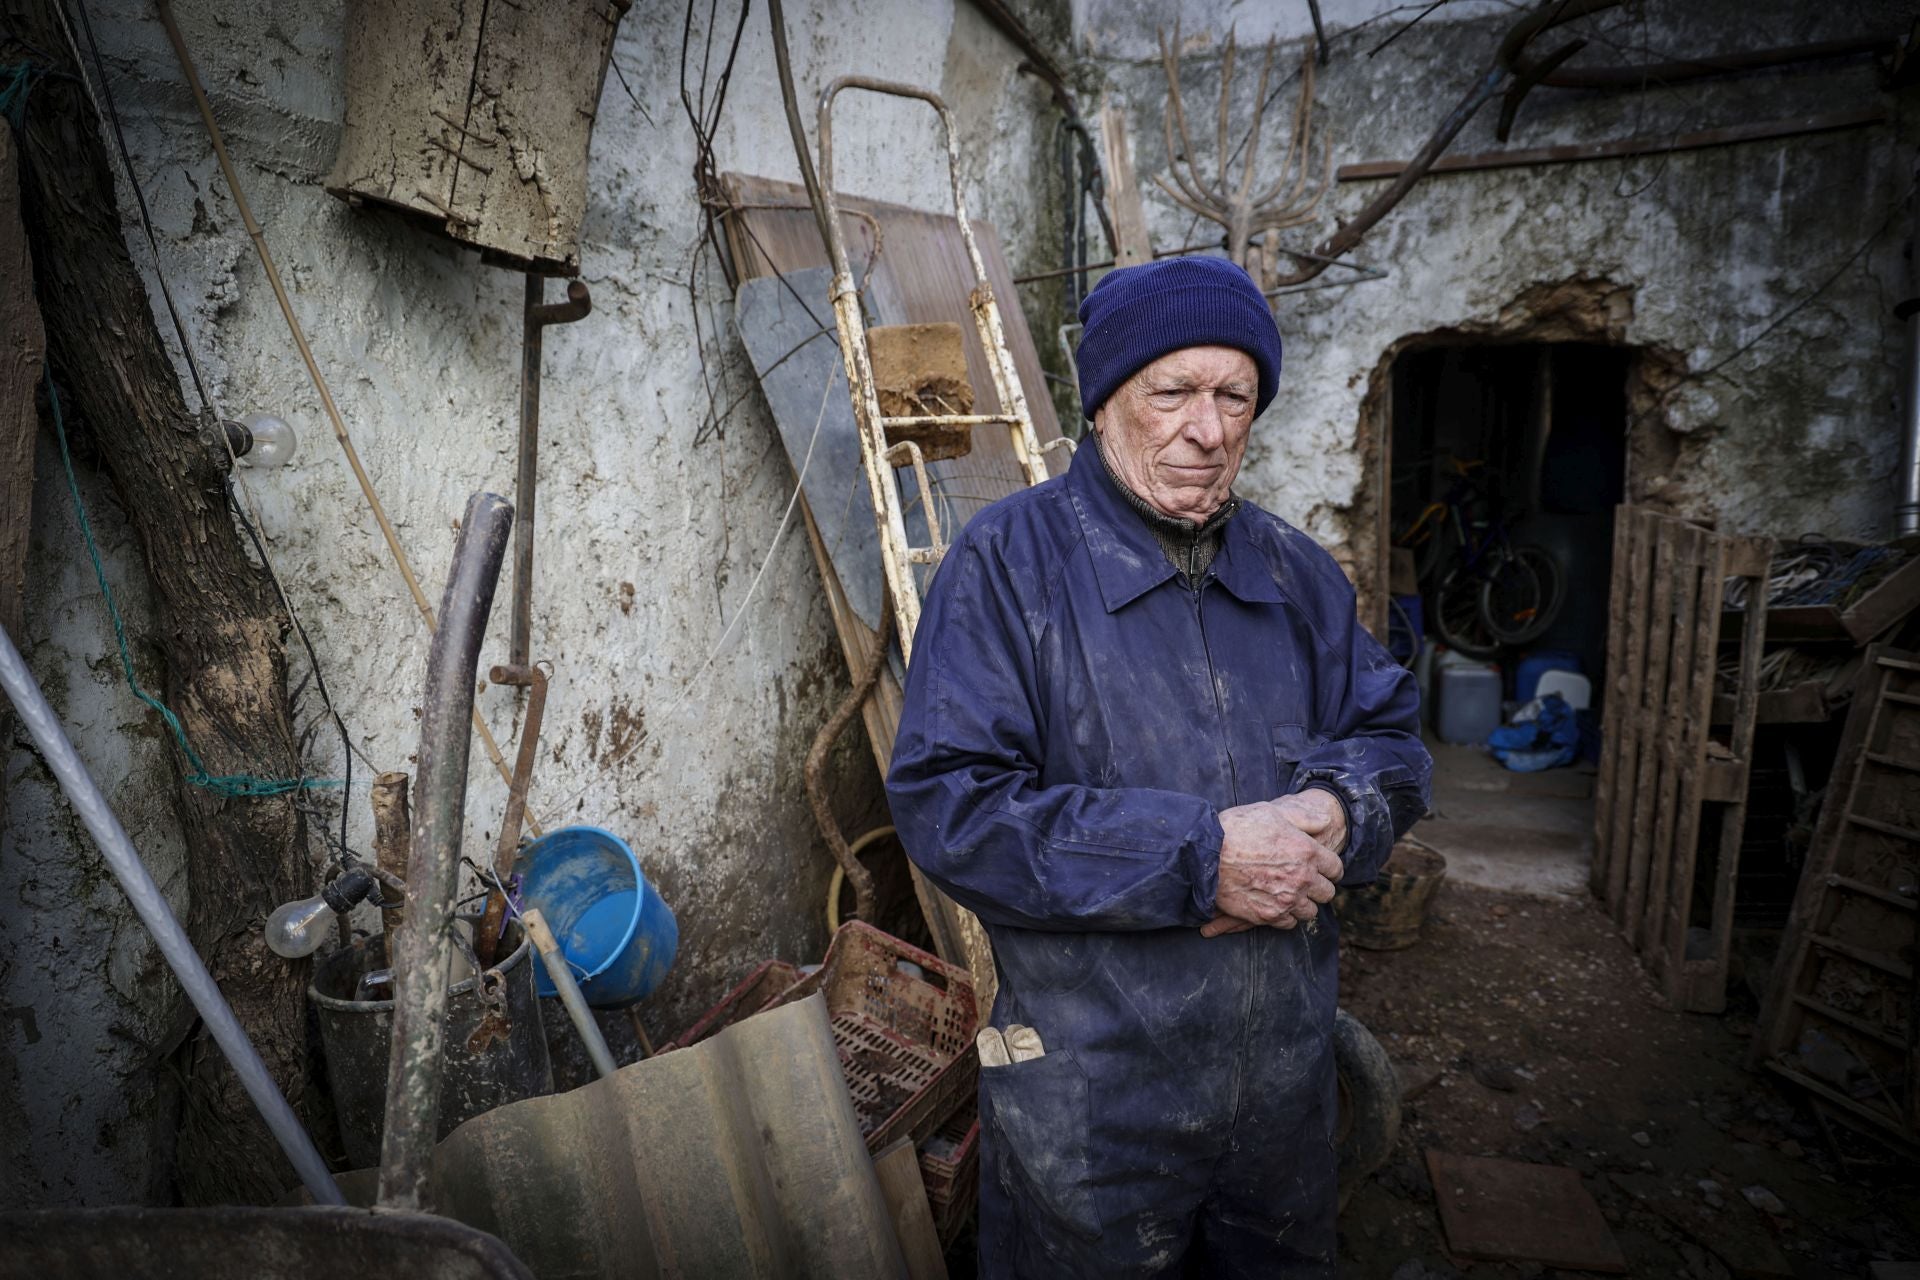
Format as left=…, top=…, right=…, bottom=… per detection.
left=1, top=0, right=1062, bottom=1204
left=1076, top=0, right=1913, bottom=593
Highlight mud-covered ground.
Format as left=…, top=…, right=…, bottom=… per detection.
left=1335, top=880, right=1919, bottom=1279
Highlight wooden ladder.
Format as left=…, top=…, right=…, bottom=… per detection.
left=815, top=75, right=1071, bottom=663
left=1752, top=645, right=1919, bottom=1150
left=811, top=78, right=1077, bottom=1010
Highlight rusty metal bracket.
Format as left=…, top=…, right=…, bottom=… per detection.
left=511, top=279, right=591, bottom=671
left=475, top=661, right=548, bottom=966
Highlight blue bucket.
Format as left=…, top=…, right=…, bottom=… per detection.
left=514, top=825, right=678, bottom=1008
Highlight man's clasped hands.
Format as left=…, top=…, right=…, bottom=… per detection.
left=1201, top=789, right=1348, bottom=938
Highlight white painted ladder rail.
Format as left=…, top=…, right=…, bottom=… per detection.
left=815, top=76, right=1071, bottom=661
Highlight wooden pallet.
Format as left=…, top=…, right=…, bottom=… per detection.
left=1751, top=645, right=1919, bottom=1148
left=1592, top=507, right=1774, bottom=1012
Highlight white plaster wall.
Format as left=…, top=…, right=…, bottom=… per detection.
left=1080, top=0, right=1915, bottom=553
left=3, top=0, right=1058, bottom=1204
left=1, top=441, right=191, bottom=1208
left=1071, top=0, right=1511, bottom=60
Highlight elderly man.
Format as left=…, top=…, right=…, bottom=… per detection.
left=886, top=256, right=1431, bottom=1276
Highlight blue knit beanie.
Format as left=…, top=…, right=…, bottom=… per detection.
left=1075, top=256, right=1282, bottom=421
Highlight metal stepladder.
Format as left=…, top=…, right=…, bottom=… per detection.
left=816, top=76, right=1075, bottom=663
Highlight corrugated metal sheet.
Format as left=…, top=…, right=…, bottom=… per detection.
left=333, top=994, right=907, bottom=1279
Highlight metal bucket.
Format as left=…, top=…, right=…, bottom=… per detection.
left=516, top=825, right=678, bottom=1007
left=311, top=927, right=552, bottom=1168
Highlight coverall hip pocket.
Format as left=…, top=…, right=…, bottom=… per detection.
left=980, top=1048, right=1100, bottom=1241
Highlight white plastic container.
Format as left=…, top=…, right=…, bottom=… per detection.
left=1535, top=669, right=1592, bottom=711
left=1436, top=662, right=1502, bottom=745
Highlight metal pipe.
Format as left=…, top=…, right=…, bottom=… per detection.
left=0, top=622, right=345, bottom=1206
left=1337, top=106, right=1886, bottom=183
left=511, top=279, right=590, bottom=670
left=523, top=908, right=618, bottom=1079
left=1901, top=159, right=1920, bottom=538
left=766, top=0, right=837, bottom=257
left=1305, top=0, right=1329, bottom=64
left=377, top=492, right=513, bottom=1212
left=1903, top=307, right=1920, bottom=535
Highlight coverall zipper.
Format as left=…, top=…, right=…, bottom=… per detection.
left=1192, top=567, right=1259, bottom=1137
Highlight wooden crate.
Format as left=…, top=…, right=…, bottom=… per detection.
left=1751, top=646, right=1919, bottom=1149
left=1745, top=550, right=1920, bottom=645
left=1592, top=507, right=1774, bottom=1012
left=325, top=0, right=624, bottom=274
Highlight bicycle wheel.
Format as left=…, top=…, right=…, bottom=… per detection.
left=1385, top=596, right=1418, bottom=668
left=1411, top=517, right=1456, bottom=588
left=1432, top=564, right=1501, bottom=658
left=1481, top=545, right=1564, bottom=645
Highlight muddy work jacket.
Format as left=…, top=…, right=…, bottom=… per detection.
left=887, top=442, right=1430, bottom=1275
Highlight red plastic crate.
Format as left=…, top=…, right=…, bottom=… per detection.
left=780, top=922, right=979, bottom=1154
left=918, top=1098, right=980, bottom=1247
left=663, top=959, right=802, bottom=1051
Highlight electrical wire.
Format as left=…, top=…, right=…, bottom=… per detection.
left=62, top=0, right=209, bottom=408
left=60, top=0, right=365, bottom=847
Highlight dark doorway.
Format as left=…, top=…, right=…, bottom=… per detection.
left=1383, top=341, right=1633, bottom=898
left=1388, top=342, right=1631, bottom=702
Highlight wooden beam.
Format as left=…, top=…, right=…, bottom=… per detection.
left=1097, top=98, right=1153, bottom=267
left=873, top=1136, right=950, bottom=1280
left=1338, top=107, right=1888, bottom=183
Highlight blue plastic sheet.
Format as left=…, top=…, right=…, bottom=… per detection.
left=1488, top=693, right=1580, bottom=771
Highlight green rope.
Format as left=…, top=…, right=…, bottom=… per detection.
left=47, top=377, right=340, bottom=798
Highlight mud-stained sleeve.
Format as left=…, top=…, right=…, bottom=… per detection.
left=1291, top=574, right=1431, bottom=886
left=887, top=531, right=1222, bottom=931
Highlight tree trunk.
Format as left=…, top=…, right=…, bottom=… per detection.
left=4, top=2, right=311, bottom=1204
left=0, top=131, right=40, bottom=644
left=0, top=123, right=47, bottom=1203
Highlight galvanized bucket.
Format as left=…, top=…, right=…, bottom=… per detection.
left=311, top=927, right=552, bottom=1168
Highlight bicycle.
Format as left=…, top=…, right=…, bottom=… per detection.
left=1393, top=458, right=1564, bottom=659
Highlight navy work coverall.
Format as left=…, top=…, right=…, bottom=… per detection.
left=887, top=442, right=1430, bottom=1276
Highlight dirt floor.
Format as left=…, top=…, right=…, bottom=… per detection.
left=1335, top=875, right=1920, bottom=1278
left=942, top=741, right=1916, bottom=1278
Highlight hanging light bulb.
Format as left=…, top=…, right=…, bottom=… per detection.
left=221, top=413, right=299, bottom=468
left=264, top=866, right=375, bottom=959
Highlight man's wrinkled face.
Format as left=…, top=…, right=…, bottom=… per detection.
left=1092, top=345, right=1257, bottom=525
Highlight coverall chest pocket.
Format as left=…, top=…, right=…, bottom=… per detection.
left=980, top=1050, right=1100, bottom=1241
left=1272, top=722, right=1325, bottom=795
